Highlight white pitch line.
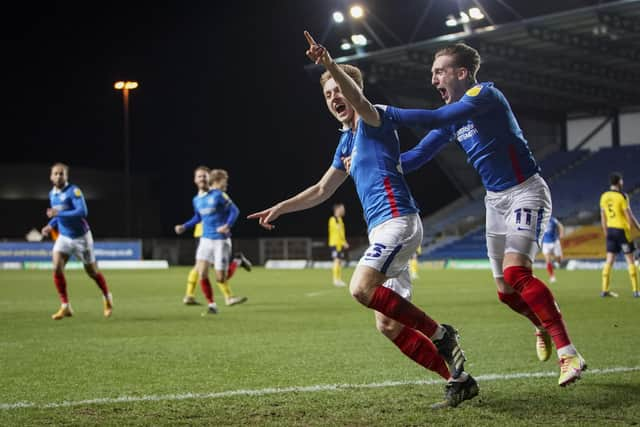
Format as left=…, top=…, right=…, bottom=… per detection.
left=1, top=366, right=638, bottom=411
left=304, top=290, right=332, bottom=297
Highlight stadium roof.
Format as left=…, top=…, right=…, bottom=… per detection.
left=310, top=0, right=640, bottom=116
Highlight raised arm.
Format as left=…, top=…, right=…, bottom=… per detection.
left=304, top=31, right=380, bottom=127
left=400, top=128, right=452, bottom=174
left=247, top=167, right=348, bottom=230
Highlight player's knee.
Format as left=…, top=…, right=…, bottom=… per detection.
left=350, top=284, right=370, bottom=305
left=376, top=317, right=401, bottom=339
left=503, top=265, right=532, bottom=292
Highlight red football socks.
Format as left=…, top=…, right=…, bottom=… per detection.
left=546, top=262, right=554, bottom=277
left=200, top=278, right=214, bottom=304
left=367, top=286, right=439, bottom=338
left=227, top=260, right=239, bottom=280
left=497, top=290, right=542, bottom=328
left=393, top=326, right=450, bottom=380
left=504, top=266, right=571, bottom=349
left=93, top=272, right=110, bottom=298
left=53, top=272, right=68, bottom=304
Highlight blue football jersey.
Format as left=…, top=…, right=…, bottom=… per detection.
left=48, top=184, right=90, bottom=238
left=331, top=106, right=419, bottom=231
left=392, top=82, right=540, bottom=192
left=189, top=189, right=239, bottom=239
left=542, top=216, right=560, bottom=243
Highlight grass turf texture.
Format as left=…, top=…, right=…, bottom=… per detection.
left=0, top=267, right=638, bottom=426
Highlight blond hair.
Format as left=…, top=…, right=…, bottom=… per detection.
left=435, top=43, right=481, bottom=82
left=320, top=64, right=364, bottom=90
left=210, top=169, right=228, bottom=183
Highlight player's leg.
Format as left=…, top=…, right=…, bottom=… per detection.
left=51, top=245, right=72, bottom=320
left=544, top=251, right=555, bottom=283
left=623, top=251, right=639, bottom=297
left=503, top=233, right=585, bottom=384
left=374, top=267, right=477, bottom=408
left=331, top=247, right=346, bottom=287
left=195, top=238, right=217, bottom=314
left=375, top=311, right=449, bottom=380
left=350, top=215, right=467, bottom=378
left=215, top=239, right=247, bottom=307
left=409, top=253, right=419, bottom=280
left=601, top=252, right=616, bottom=297
left=486, top=199, right=542, bottom=329
left=184, top=264, right=199, bottom=305
left=77, top=232, right=112, bottom=318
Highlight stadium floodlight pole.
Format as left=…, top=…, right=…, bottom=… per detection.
left=114, top=80, right=139, bottom=237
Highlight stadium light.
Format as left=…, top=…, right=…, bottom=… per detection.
left=469, top=7, right=484, bottom=20
left=113, top=80, right=139, bottom=237
left=459, top=11, right=470, bottom=24
left=351, top=34, right=367, bottom=46
left=340, top=40, right=352, bottom=51
left=332, top=11, right=345, bottom=24
left=445, top=15, right=458, bottom=27
left=350, top=5, right=364, bottom=19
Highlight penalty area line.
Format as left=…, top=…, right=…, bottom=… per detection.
left=1, top=366, right=639, bottom=410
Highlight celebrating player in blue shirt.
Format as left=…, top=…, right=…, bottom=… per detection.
left=248, top=31, right=478, bottom=408
left=541, top=216, right=564, bottom=283
left=383, top=43, right=584, bottom=386
left=40, top=163, right=113, bottom=320
left=175, top=168, right=247, bottom=314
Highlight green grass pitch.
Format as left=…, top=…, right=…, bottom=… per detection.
left=1, top=267, right=639, bottom=426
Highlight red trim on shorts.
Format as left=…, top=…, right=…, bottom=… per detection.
left=383, top=176, right=400, bottom=217
left=508, top=144, right=525, bottom=183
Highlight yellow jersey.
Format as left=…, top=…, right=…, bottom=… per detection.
left=328, top=216, right=346, bottom=251
left=600, top=190, right=631, bottom=233
left=194, top=222, right=203, bottom=238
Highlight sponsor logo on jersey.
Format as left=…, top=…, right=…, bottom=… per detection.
left=456, top=123, right=478, bottom=142
left=73, top=188, right=82, bottom=197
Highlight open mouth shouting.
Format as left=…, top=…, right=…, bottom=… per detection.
left=438, top=87, right=450, bottom=103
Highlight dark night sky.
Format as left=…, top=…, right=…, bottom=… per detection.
left=2, top=0, right=614, bottom=238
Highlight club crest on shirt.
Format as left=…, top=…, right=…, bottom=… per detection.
left=207, top=197, right=214, bottom=205
left=59, top=193, right=67, bottom=201
left=466, top=85, right=482, bottom=97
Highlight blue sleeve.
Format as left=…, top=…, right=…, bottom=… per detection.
left=56, top=193, right=88, bottom=218
left=183, top=213, right=201, bottom=230
left=386, top=86, right=496, bottom=130
left=225, top=202, right=240, bottom=227
left=400, top=128, right=453, bottom=174
left=47, top=217, right=59, bottom=228
left=331, top=138, right=348, bottom=171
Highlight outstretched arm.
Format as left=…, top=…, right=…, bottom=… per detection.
left=387, top=95, right=493, bottom=130
left=400, top=128, right=452, bottom=174
left=247, top=167, right=348, bottom=230
left=304, top=31, right=380, bottom=127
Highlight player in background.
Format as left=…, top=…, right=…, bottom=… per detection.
left=175, top=168, right=247, bottom=314
left=541, top=216, right=564, bottom=284
left=183, top=220, right=252, bottom=305
left=40, top=163, right=113, bottom=320
left=249, top=32, right=478, bottom=408
left=599, top=172, right=640, bottom=298
left=328, top=202, right=349, bottom=287
left=410, top=245, right=422, bottom=280
left=377, top=43, right=584, bottom=385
